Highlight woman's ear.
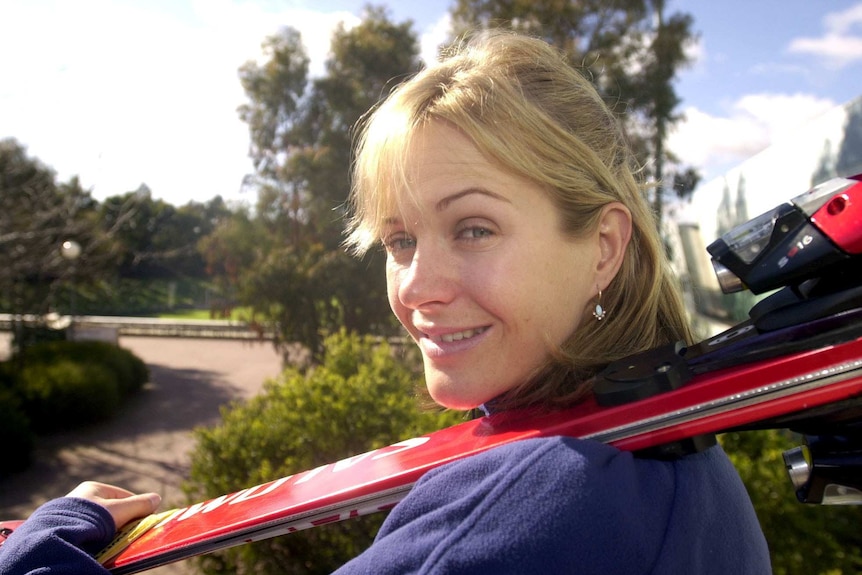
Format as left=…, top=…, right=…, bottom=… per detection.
left=595, top=202, right=632, bottom=289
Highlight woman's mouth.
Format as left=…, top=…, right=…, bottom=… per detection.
left=438, top=327, right=488, bottom=343
left=416, top=326, right=491, bottom=361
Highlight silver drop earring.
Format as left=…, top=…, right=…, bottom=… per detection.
left=592, top=288, right=606, bottom=321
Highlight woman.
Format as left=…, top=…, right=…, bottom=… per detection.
left=345, top=30, right=689, bottom=412
left=334, top=30, right=770, bottom=574
left=1, top=31, right=771, bottom=574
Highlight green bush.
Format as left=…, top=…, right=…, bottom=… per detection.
left=185, top=329, right=463, bottom=575
left=0, top=340, right=147, bottom=472
left=18, top=340, right=148, bottom=397
left=0, top=363, right=34, bottom=475
left=9, top=340, right=148, bottom=433
left=68, top=340, right=148, bottom=397
left=721, top=429, right=862, bottom=575
left=17, top=359, right=121, bottom=432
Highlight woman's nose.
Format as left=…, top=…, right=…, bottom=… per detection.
left=394, top=244, right=457, bottom=310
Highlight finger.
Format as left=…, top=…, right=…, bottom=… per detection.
left=92, top=483, right=138, bottom=500
left=104, top=493, right=162, bottom=528
left=67, top=481, right=136, bottom=500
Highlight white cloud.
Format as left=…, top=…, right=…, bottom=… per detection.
left=823, top=2, right=862, bottom=35
left=668, top=93, right=836, bottom=179
left=734, top=93, right=836, bottom=140
left=418, top=13, right=452, bottom=66
left=787, top=2, right=862, bottom=69
left=684, top=34, right=706, bottom=69
left=0, top=0, right=361, bottom=206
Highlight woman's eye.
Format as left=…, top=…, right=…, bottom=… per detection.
left=457, top=226, right=494, bottom=241
left=383, top=234, right=416, bottom=252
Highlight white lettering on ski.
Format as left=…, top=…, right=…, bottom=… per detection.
left=228, top=476, right=293, bottom=504
left=296, top=453, right=375, bottom=484
left=294, top=464, right=329, bottom=485
left=174, top=490, right=251, bottom=521
left=332, top=452, right=374, bottom=472
left=371, top=437, right=430, bottom=459
left=296, top=437, right=430, bottom=485
left=153, top=508, right=186, bottom=529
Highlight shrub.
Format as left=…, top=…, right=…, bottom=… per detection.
left=0, top=363, right=34, bottom=475
left=17, top=359, right=121, bottom=432
left=185, top=330, right=463, bottom=575
left=18, top=340, right=148, bottom=397
left=721, top=429, right=862, bottom=574
left=10, top=340, right=148, bottom=433
left=67, top=340, right=148, bottom=397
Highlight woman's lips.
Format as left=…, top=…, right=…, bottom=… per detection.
left=418, top=326, right=491, bottom=358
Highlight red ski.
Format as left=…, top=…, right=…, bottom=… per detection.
left=113, top=321, right=862, bottom=574
left=3, top=174, right=862, bottom=574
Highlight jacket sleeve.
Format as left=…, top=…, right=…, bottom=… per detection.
left=0, top=497, right=114, bottom=575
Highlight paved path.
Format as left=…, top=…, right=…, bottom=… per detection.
left=0, top=334, right=283, bottom=574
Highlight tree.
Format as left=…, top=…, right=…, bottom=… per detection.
left=1, top=138, right=228, bottom=320
left=835, top=98, right=862, bottom=178
left=185, top=331, right=463, bottom=574
left=99, top=186, right=220, bottom=281
left=239, top=7, right=420, bottom=248
left=223, top=7, right=418, bottom=356
left=451, top=0, right=652, bottom=88
left=238, top=27, right=311, bottom=249
left=300, top=6, right=420, bottom=246
left=450, top=0, right=699, bottom=224
left=629, top=0, right=698, bottom=219
left=0, top=139, right=99, bottom=316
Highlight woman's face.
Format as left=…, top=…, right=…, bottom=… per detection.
left=383, top=121, right=602, bottom=410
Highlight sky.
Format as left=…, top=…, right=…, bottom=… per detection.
left=2, top=0, right=862, bottom=207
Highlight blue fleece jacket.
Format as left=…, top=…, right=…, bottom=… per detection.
left=334, top=437, right=772, bottom=574
left=0, top=497, right=113, bottom=575
left=0, top=437, right=771, bottom=574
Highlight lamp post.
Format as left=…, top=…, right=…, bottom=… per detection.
left=60, top=240, right=81, bottom=338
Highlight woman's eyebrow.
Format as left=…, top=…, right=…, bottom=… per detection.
left=436, top=187, right=511, bottom=212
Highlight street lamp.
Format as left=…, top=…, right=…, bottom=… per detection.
left=60, top=240, right=81, bottom=337
left=60, top=240, right=81, bottom=261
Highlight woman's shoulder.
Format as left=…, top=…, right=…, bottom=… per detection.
left=422, top=435, right=673, bottom=493
left=365, top=437, right=677, bottom=573
left=343, top=438, right=770, bottom=574
left=409, top=435, right=757, bottom=543
left=405, top=435, right=682, bottom=538
left=430, top=433, right=741, bottom=479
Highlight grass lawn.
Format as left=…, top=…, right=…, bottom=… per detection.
left=158, top=307, right=252, bottom=321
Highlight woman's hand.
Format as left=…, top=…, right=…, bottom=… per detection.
left=66, top=481, right=162, bottom=529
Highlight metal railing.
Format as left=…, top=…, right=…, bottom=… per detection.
left=0, top=314, right=274, bottom=340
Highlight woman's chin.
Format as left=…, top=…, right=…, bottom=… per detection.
left=426, top=384, right=489, bottom=412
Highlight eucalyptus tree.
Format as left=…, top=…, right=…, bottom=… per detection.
left=451, top=0, right=699, bottom=221
left=0, top=139, right=98, bottom=316
left=226, top=7, right=418, bottom=356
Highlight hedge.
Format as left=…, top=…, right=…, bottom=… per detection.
left=0, top=363, right=34, bottom=475
left=0, top=340, right=149, bottom=470
left=184, top=330, right=463, bottom=575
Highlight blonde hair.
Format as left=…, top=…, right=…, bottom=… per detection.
left=347, top=30, right=692, bottom=409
